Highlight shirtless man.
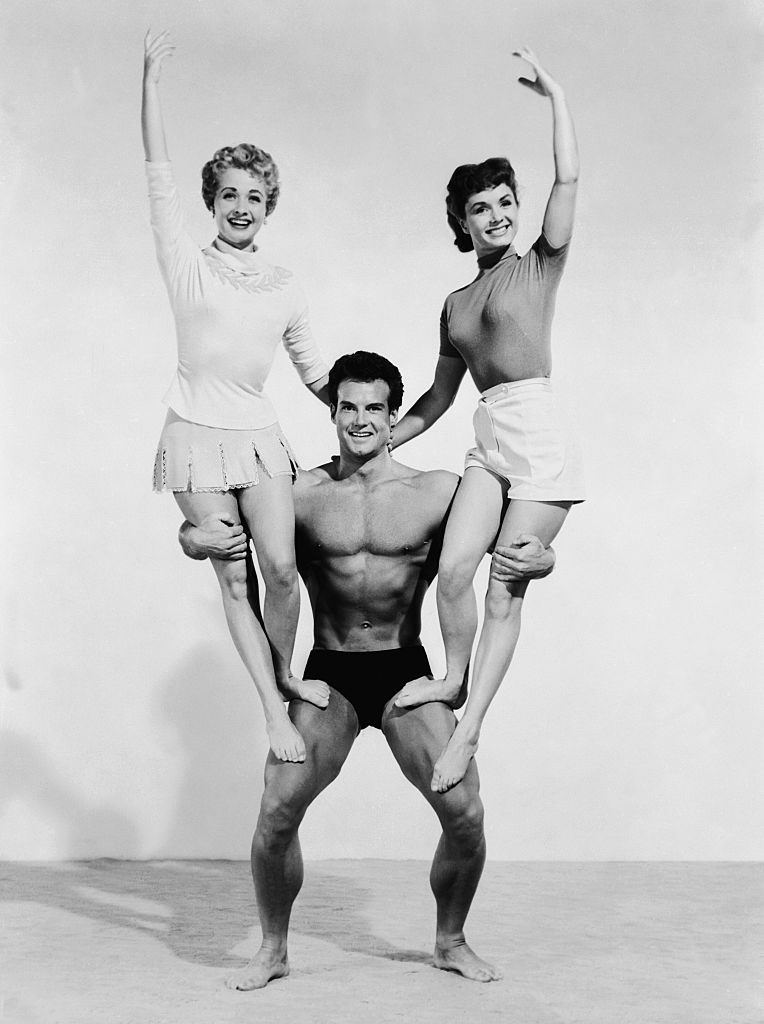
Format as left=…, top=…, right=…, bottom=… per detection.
left=179, top=351, right=554, bottom=989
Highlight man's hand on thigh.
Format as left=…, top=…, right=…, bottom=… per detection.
left=178, top=515, right=249, bottom=560
left=490, top=533, right=555, bottom=581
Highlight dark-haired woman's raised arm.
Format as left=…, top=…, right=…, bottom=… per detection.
left=514, top=47, right=579, bottom=249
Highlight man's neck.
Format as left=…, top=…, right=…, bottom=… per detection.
left=335, top=447, right=396, bottom=483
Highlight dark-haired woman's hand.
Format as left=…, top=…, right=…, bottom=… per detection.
left=143, top=29, right=175, bottom=86
left=513, top=47, right=563, bottom=99
left=518, top=45, right=579, bottom=252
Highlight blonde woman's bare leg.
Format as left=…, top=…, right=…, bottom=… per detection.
left=174, top=489, right=306, bottom=763
left=237, top=475, right=329, bottom=709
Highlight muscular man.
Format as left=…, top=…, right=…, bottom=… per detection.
left=180, top=351, right=553, bottom=989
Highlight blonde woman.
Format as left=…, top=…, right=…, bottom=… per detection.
left=143, top=31, right=331, bottom=763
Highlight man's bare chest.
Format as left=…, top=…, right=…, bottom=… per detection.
left=298, top=485, right=437, bottom=558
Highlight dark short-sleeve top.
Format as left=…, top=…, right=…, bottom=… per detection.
left=439, top=235, right=569, bottom=392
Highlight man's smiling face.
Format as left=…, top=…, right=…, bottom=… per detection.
left=332, top=379, right=396, bottom=459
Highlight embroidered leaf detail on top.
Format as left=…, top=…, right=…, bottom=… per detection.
left=206, top=259, right=293, bottom=294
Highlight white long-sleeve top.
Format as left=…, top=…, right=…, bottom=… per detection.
left=146, top=161, right=328, bottom=429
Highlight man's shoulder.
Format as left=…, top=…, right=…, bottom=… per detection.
left=394, top=463, right=460, bottom=500
left=295, top=461, right=337, bottom=491
left=416, top=466, right=460, bottom=492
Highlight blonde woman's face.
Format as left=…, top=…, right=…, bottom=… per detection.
left=213, top=168, right=267, bottom=251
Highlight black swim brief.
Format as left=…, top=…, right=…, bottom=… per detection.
left=303, top=646, right=432, bottom=731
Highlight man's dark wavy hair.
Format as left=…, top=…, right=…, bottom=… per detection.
left=446, top=157, right=519, bottom=253
left=201, top=143, right=280, bottom=215
left=328, top=351, right=404, bottom=413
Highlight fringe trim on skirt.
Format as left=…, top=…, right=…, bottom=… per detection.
left=153, top=410, right=299, bottom=493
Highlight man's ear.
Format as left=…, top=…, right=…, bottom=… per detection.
left=330, top=404, right=336, bottom=423
left=390, top=409, right=398, bottom=424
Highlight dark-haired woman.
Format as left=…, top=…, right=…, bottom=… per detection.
left=393, top=49, right=585, bottom=793
left=142, top=32, right=331, bottom=764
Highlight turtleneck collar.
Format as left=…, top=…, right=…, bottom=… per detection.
left=204, top=239, right=264, bottom=274
left=477, top=244, right=517, bottom=270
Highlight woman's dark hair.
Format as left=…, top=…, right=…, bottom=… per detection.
left=201, top=144, right=280, bottom=216
left=328, top=351, right=404, bottom=413
left=446, top=157, right=519, bottom=252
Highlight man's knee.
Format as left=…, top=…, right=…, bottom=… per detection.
left=255, top=789, right=306, bottom=852
left=441, top=792, right=485, bottom=850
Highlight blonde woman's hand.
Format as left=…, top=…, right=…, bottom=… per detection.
left=143, top=28, right=175, bottom=85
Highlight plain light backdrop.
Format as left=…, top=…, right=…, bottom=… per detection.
left=1, top=0, right=762, bottom=860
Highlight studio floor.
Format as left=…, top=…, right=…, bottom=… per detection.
left=1, top=860, right=761, bottom=1024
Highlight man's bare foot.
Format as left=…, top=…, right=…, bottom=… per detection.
left=431, top=731, right=478, bottom=792
left=279, top=675, right=330, bottom=709
left=266, top=716, right=306, bottom=763
left=394, top=676, right=466, bottom=710
left=225, top=948, right=289, bottom=991
left=434, top=941, right=502, bottom=982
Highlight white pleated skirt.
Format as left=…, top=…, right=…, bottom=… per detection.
left=153, top=409, right=298, bottom=493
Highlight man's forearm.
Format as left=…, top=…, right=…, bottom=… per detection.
left=178, top=521, right=208, bottom=560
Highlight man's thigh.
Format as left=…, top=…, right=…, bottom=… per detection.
left=382, top=701, right=480, bottom=810
left=261, top=696, right=358, bottom=811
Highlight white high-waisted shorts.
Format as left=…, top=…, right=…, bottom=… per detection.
left=465, top=378, right=585, bottom=503
left=153, top=409, right=298, bottom=493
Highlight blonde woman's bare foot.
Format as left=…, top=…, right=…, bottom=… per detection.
left=266, top=717, right=306, bottom=763
left=434, top=941, right=502, bottom=982
left=431, top=732, right=478, bottom=792
left=279, top=675, right=330, bottom=709
left=394, top=675, right=466, bottom=710
left=225, top=948, right=289, bottom=991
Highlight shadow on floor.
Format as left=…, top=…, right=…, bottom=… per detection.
left=0, top=860, right=432, bottom=969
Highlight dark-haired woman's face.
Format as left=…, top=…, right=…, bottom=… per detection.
left=460, top=183, right=518, bottom=257
left=213, top=168, right=268, bottom=251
